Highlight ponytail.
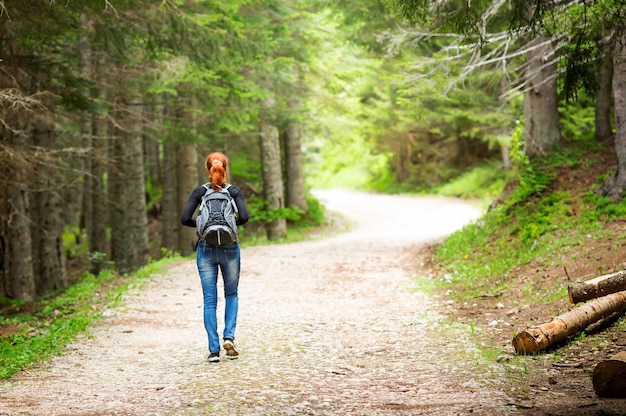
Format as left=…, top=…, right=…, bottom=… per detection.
left=205, top=152, right=229, bottom=191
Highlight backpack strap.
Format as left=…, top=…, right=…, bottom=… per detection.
left=223, top=183, right=238, bottom=216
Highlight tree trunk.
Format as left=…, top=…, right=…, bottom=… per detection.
left=89, top=107, right=108, bottom=275
left=394, top=132, right=411, bottom=183
left=30, top=113, right=67, bottom=295
left=592, top=351, right=626, bottom=398
left=568, top=270, right=626, bottom=304
left=161, top=136, right=179, bottom=253
left=599, top=33, right=626, bottom=200
left=284, top=120, right=307, bottom=213
left=78, top=28, right=97, bottom=273
left=142, top=95, right=161, bottom=224
left=109, top=86, right=149, bottom=274
left=0, top=24, right=37, bottom=300
left=4, top=176, right=35, bottom=301
left=176, top=143, right=198, bottom=256
left=522, top=36, right=561, bottom=161
left=142, top=96, right=160, bottom=182
left=1, top=122, right=35, bottom=300
left=596, top=43, right=614, bottom=142
left=80, top=98, right=93, bottom=248
left=260, top=121, right=287, bottom=240
left=88, top=47, right=108, bottom=275
left=512, top=291, right=626, bottom=354
left=501, top=144, right=511, bottom=170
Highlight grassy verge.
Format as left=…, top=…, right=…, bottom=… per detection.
left=0, top=257, right=184, bottom=380
left=430, top=143, right=626, bottom=308
left=418, top=141, right=626, bottom=409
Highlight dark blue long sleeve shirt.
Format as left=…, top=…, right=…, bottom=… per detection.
left=180, top=184, right=249, bottom=228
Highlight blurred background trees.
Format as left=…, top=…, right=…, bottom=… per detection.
left=1, top=0, right=623, bottom=301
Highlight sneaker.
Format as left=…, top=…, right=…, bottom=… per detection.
left=208, top=352, right=220, bottom=363
left=223, top=339, right=239, bottom=359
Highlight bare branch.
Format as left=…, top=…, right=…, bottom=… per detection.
left=384, top=0, right=599, bottom=100
left=0, top=1, right=10, bottom=20
left=103, top=0, right=119, bottom=17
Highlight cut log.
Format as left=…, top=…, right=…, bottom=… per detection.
left=592, top=351, right=626, bottom=398
left=568, top=270, right=626, bottom=304
left=512, top=291, right=626, bottom=354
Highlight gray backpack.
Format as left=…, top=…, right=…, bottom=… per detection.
left=196, top=183, right=239, bottom=246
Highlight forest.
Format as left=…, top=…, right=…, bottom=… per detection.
left=1, top=0, right=626, bottom=304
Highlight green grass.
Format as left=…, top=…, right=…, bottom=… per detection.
left=435, top=159, right=514, bottom=201
left=424, top=141, right=626, bottom=307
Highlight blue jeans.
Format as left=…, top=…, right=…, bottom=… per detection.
left=196, top=241, right=240, bottom=353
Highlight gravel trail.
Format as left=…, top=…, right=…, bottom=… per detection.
left=0, top=190, right=513, bottom=415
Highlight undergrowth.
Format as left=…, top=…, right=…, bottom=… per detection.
left=430, top=140, right=626, bottom=306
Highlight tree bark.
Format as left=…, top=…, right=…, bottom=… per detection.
left=1, top=117, right=35, bottom=300
left=599, top=33, right=626, bottom=200
left=4, top=178, right=35, bottom=301
left=592, top=351, right=626, bottom=398
left=79, top=43, right=93, bottom=252
left=568, top=270, right=626, bottom=304
left=143, top=95, right=161, bottom=221
left=161, top=135, right=179, bottom=253
left=0, top=27, right=35, bottom=301
left=512, top=291, right=626, bottom=354
left=142, top=96, right=160, bottom=182
left=522, top=36, right=561, bottom=161
left=30, top=112, right=67, bottom=295
left=595, top=43, right=614, bottom=142
left=284, top=120, right=307, bottom=213
left=260, top=121, right=287, bottom=240
left=176, top=143, right=198, bottom=256
left=109, top=83, right=149, bottom=274
left=88, top=46, right=108, bottom=275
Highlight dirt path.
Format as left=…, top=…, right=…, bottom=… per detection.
left=0, top=190, right=514, bottom=415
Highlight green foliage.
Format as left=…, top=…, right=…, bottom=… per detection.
left=145, top=175, right=163, bottom=214
left=435, top=159, right=512, bottom=200
left=241, top=191, right=334, bottom=242
left=246, top=196, right=305, bottom=225
left=380, top=0, right=431, bottom=22
left=62, top=226, right=89, bottom=259
left=300, top=193, right=326, bottom=228
left=582, top=193, right=626, bottom=221
left=229, top=151, right=262, bottom=188
left=504, top=125, right=557, bottom=207
left=428, top=140, right=626, bottom=304
left=0, top=272, right=104, bottom=379
left=559, top=90, right=597, bottom=141
left=302, top=30, right=395, bottom=190
left=0, top=298, right=29, bottom=326
left=510, top=120, right=527, bottom=167
left=240, top=192, right=334, bottom=246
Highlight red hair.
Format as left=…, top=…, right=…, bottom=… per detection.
left=205, top=152, right=229, bottom=191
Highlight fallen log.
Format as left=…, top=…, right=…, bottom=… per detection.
left=568, top=270, right=626, bottom=304
left=592, top=351, right=626, bottom=398
left=512, top=291, right=626, bottom=355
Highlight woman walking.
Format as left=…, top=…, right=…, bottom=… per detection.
left=181, top=152, right=249, bottom=362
